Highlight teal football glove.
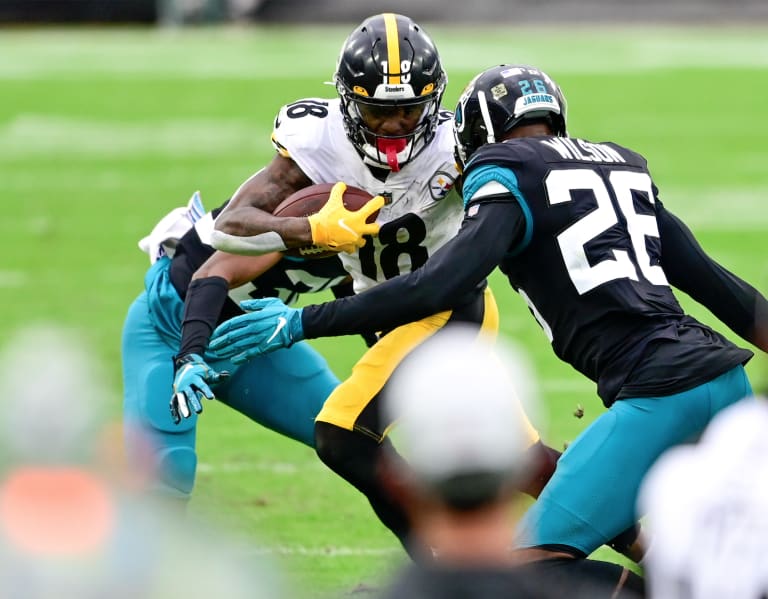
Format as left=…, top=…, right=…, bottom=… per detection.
left=170, top=353, right=229, bottom=424
left=207, top=298, right=304, bottom=364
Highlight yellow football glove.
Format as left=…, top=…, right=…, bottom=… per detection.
left=307, top=182, right=384, bottom=253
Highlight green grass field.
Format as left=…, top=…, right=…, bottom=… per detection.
left=2, top=24, right=768, bottom=597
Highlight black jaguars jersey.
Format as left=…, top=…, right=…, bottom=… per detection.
left=302, top=135, right=761, bottom=406
left=169, top=205, right=351, bottom=326
left=464, top=137, right=752, bottom=403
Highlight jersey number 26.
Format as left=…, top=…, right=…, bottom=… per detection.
left=549, top=168, right=668, bottom=295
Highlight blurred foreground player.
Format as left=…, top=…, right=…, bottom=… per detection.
left=1, top=325, right=285, bottom=598
left=639, top=395, right=768, bottom=599
left=379, top=327, right=645, bottom=598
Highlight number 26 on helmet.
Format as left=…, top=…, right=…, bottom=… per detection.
left=453, top=64, right=568, bottom=172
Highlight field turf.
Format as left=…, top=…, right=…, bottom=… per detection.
left=2, top=24, right=767, bottom=597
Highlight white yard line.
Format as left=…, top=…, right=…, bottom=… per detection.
left=245, top=545, right=400, bottom=557
left=196, top=461, right=309, bottom=474
left=0, top=116, right=267, bottom=157
left=0, top=271, right=28, bottom=288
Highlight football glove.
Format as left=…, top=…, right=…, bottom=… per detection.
left=170, top=353, right=229, bottom=424
left=207, top=298, right=305, bottom=364
left=307, top=182, right=384, bottom=253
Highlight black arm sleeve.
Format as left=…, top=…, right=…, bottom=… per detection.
left=176, top=276, right=230, bottom=363
left=301, top=199, right=527, bottom=338
left=659, top=205, right=768, bottom=351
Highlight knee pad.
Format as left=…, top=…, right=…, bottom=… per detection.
left=142, top=363, right=197, bottom=434
left=123, top=355, right=199, bottom=500
left=153, top=446, right=197, bottom=499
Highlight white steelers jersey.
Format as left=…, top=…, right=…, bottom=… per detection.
left=638, top=396, right=768, bottom=599
left=272, top=97, right=462, bottom=293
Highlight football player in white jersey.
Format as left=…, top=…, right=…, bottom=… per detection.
left=208, top=13, right=559, bottom=558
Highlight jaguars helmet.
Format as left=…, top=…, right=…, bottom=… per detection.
left=334, top=13, right=447, bottom=172
left=453, top=65, right=567, bottom=171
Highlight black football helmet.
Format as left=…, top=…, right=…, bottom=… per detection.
left=334, top=13, right=447, bottom=172
left=453, top=65, right=567, bottom=171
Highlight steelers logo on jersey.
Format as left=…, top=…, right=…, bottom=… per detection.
left=429, top=170, right=456, bottom=201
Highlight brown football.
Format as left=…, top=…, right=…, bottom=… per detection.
left=274, top=183, right=378, bottom=259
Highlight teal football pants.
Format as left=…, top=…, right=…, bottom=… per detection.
left=514, top=365, right=752, bottom=556
left=121, top=258, right=339, bottom=499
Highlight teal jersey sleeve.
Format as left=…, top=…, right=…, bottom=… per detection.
left=463, top=164, right=534, bottom=255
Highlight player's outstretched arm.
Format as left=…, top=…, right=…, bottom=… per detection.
left=658, top=205, right=768, bottom=352
left=208, top=199, right=524, bottom=357
left=300, top=199, right=525, bottom=339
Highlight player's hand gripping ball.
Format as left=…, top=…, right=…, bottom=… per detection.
left=275, top=182, right=384, bottom=257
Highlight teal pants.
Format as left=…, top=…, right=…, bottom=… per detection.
left=122, top=258, right=339, bottom=498
left=515, top=365, right=752, bottom=555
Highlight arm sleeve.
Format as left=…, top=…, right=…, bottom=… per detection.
left=209, top=229, right=289, bottom=255
left=176, top=276, right=230, bottom=361
left=659, top=205, right=768, bottom=351
left=301, top=199, right=527, bottom=338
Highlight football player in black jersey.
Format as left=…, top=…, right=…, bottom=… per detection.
left=122, top=191, right=361, bottom=502
left=208, top=64, right=768, bottom=563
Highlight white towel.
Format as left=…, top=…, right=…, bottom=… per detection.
left=138, top=190, right=206, bottom=263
